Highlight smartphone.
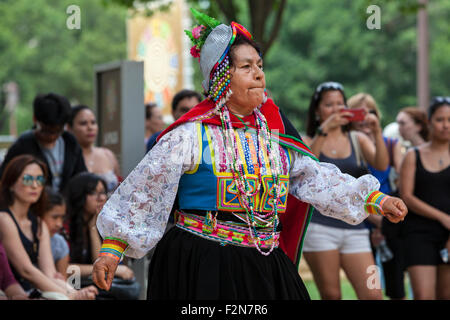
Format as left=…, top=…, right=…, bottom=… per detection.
left=340, top=108, right=366, bottom=122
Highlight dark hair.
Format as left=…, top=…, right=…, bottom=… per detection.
left=33, top=93, right=71, bottom=126
left=399, top=106, right=429, bottom=141
left=428, top=96, right=450, bottom=120
left=0, top=155, right=48, bottom=218
left=172, top=89, right=202, bottom=111
left=65, top=172, right=107, bottom=263
left=306, top=82, right=348, bottom=137
left=145, top=103, right=158, bottom=120
left=229, top=34, right=262, bottom=69
left=68, top=105, right=91, bottom=127
left=43, top=186, right=65, bottom=212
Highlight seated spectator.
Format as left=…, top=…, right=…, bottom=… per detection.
left=42, top=187, right=69, bottom=278
left=0, top=155, right=97, bottom=299
left=146, top=89, right=202, bottom=152
left=0, top=93, right=87, bottom=192
left=65, top=172, right=139, bottom=299
left=67, top=105, right=120, bottom=194
left=0, top=241, right=28, bottom=299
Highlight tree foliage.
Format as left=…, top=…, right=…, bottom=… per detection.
left=0, top=0, right=127, bottom=134
left=1, top=0, right=448, bottom=137
left=263, top=0, right=450, bottom=132
left=110, top=0, right=288, bottom=55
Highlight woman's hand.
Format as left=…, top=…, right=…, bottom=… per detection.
left=53, top=271, right=65, bottom=281
left=364, top=112, right=382, bottom=135
left=320, top=111, right=351, bottom=133
left=116, top=265, right=135, bottom=280
left=382, top=196, right=408, bottom=223
left=92, top=255, right=119, bottom=291
left=68, top=285, right=98, bottom=300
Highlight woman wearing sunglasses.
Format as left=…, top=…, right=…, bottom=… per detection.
left=0, top=155, right=98, bottom=299
left=302, top=82, right=390, bottom=300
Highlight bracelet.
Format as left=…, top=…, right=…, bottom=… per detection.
left=364, top=190, right=390, bottom=216
left=316, top=127, right=328, bottom=137
left=99, top=237, right=129, bottom=262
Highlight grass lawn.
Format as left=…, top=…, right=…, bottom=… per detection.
left=303, top=276, right=413, bottom=300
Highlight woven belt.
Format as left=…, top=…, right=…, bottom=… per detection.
left=175, top=210, right=280, bottom=249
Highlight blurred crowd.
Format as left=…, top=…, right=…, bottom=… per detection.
left=0, top=89, right=201, bottom=300
left=0, top=85, right=448, bottom=300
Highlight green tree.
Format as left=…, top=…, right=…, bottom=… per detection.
left=263, top=0, right=450, bottom=132
left=110, top=0, right=288, bottom=55
left=0, top=0, right=127, bottom=134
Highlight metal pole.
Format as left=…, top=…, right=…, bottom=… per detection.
left=417, top=0, right=429, bottom=111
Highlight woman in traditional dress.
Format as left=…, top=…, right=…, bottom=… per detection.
left=92, top=9, right=407, bottom=300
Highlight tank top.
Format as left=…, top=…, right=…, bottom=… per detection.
left=403, top=148, right=450, bottom=236
left=3, top=208, right=40, bottom=292
left=310, top=133, right=369, bottom=229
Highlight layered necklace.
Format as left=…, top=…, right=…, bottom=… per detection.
left=208, top=52, right=283, bottom=255
left=218, top=103, right=282, bottom=256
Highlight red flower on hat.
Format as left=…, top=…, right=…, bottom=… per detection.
left=192, top=25, right=205, bottom=39
left=190, top=46, right=201, bottom=58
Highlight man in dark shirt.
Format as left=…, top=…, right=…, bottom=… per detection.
left=146, top=89, right=202, bottom=152
left=0, top=93, right=87, bottom=193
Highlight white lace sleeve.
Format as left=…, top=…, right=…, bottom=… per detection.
left=289, top=152, right=380, bottom=225
left=96, top=123, right=198, bottom=259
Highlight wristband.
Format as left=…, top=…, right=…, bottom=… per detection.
left=99, top=237, right=129, bottom=262
left=364, top=190, right=390, bottom=216
left=316, top=127, right=328, bottom=137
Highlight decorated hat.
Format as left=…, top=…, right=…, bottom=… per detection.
left=185, top=9, right=253, bottom=105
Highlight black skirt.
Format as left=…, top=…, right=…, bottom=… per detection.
left=147, top=226, right=310, bottom=300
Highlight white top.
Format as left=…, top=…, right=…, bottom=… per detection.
left=96, top=122, right=380, bottom=259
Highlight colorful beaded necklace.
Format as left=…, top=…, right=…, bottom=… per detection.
left=218, top=103, right=282, bottom=256
left=210, top=57, right=282, bottom=255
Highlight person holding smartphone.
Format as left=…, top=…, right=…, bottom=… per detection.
left=348, top=93, right=406, bottom=300
left=302, top=82, right=389, bottom=300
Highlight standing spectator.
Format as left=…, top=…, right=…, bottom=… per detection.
left=399, top=97, right=450, bottom=299
left=0, top=93, right=87, bottom=193
left=0, top=155, right=97, bottom=299
left=302, top=82, right=389, bottom=300
left=396, top=107, right=429, bottom=148
left=67, top=105, right=121, bottom=194
left=41, top=187, right=69, bottom=278
left=348, top=93, right=406, bottom=300
left=65, top=172, right=139, bottom=299
left=144, top=103, right=165, bottom=146
left=146, top=89, right=202, bottom=152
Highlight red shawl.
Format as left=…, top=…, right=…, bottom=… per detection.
left=157, top=98, right=317, bottom=266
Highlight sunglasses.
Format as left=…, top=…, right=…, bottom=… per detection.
left=315, top=82, right=344, bottom=93
left=430, top=96, right=450, bottom=107
left=22, top=174, right=46, bottom=187
left=314, top=82, right=344, bottom=100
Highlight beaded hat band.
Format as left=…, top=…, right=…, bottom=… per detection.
left=185, top=9, right=253, bottom=101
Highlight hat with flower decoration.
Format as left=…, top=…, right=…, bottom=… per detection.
left=185, top=9, right=253, bottom=106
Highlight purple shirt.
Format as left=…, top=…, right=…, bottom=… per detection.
left=0, top=242, right=18, bottom=291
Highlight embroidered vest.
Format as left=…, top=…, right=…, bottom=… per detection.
left=178, top=123, right=292, bottom=213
